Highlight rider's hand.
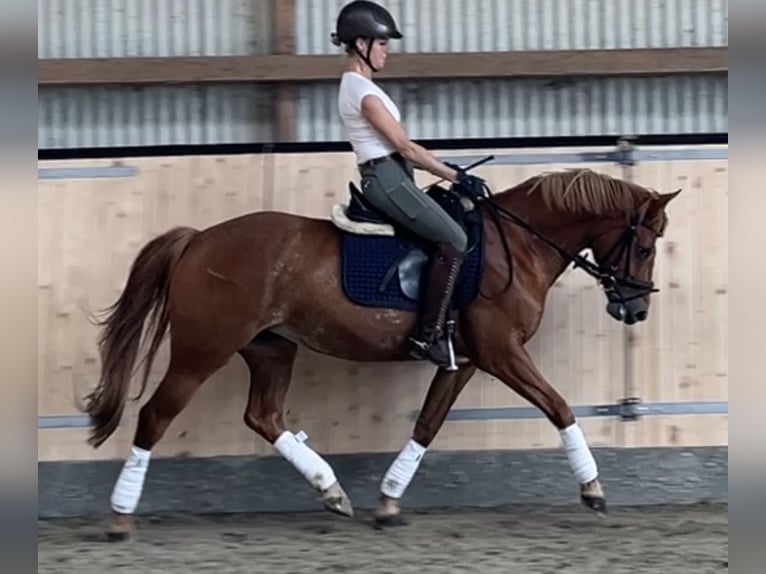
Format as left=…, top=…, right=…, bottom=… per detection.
left=458, top=172, right=485, bottom=197
left=456, top=171, right=486, bottom=199
left=443, top=161, right=487, bottom=199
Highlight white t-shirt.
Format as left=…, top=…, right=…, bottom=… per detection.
left=337, top=71, right=401, bottom=165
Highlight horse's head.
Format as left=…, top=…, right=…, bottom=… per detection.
left=468, top=166, right=683, bottom=326
left=589, top=188, right=682, bottom=325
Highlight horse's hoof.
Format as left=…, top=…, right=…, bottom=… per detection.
left=581, top=494, right=607, bottom=517
left=105, top=513, right=134, bottom=542
left=106, top=529, right=132, bottom=542
left=373, top=495, right=407, bottom=528
left=373, top=513, right=408, bottom=529
left=322, top=482, right=354, bottom=517
left=324, top=496, right=354, bottom=517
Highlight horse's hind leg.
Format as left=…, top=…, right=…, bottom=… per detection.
left=106, top=348, right=231, bottom=541
left=239, top=333, right=354, bottom=518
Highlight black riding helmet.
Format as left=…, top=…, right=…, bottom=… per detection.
left=331, top=0, right=403, bottom=72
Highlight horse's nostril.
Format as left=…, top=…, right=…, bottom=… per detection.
left=636, top=310, right=648, bottom=321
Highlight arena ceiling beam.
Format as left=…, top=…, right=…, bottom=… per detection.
left=38, top=46, right=727, bottom=87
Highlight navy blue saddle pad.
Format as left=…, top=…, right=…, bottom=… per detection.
left=339, top=187, right=485, bottom=313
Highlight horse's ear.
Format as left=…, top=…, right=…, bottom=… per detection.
left=651, top=188, right=682, bottom=212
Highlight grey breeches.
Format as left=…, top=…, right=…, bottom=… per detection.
left=358, top=155, right=468, bottom=253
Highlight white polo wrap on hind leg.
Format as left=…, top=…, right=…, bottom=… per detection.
left=111, top=445, right=152, bottom=514
left=273, top=430, right=337, bottom=491
left=380, top=439, right=426, bottom=499
left=560, top=422, right=598, bottom=484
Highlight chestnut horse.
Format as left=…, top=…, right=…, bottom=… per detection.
left=83, top=162, right=680, bottom=539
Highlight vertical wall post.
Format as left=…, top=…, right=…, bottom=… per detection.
left=272, top=0, right=296, bottom=142
left=614, top=136, right=643, bottom=422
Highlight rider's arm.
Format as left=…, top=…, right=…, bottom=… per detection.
left=361, top=95, right=458, bottom=184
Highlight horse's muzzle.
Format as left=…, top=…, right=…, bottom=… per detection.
left=606, top=293, right=649, bottom=325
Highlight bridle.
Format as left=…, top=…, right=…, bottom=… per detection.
left=588, top=214, right=663, bottom=305
left=453, top=156, right=662, bottom=304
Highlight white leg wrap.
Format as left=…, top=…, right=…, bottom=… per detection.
left=110, top=445, right=151, bottom=514
left=560, top=422, right=598, bottom=484
left=380, top=439, right=426, bottom=499
left=273, top=430, right=337, bottom=491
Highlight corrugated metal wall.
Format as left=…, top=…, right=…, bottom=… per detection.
left=38, top=0, right=728, bottom=149
left=41, top=0, right=728, bottom=60
left=38, top=0, right=276, bottom=148
left=38, top=84, right=275, bottom=148
left=38, top=0, right=272, bottom=57
left=296, top=0, right=729, bottom=54
left=294, top=0, right=728, bottom=142
left=296, top=74, right=728, bottom=141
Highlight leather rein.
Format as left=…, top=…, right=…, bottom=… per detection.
left=453, top=155, right=662, bottom=303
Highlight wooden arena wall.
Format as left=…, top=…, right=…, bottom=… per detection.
left=37, top=146, right=728, bottom=464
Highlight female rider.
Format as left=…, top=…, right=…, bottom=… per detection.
left=331, top=0, right=484, bottom=368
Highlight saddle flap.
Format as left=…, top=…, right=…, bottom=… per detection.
left=397, top=248, right=428, bottom=300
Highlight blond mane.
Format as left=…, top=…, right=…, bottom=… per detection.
left=515, top=168, right=662, bottom=217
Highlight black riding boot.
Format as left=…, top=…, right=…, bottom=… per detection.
left=409, top=241, right=465, bottom=367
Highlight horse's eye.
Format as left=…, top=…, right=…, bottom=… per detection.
left=636, top=246, right=653, bottom=260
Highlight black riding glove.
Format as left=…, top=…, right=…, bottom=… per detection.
left=446, top=163, right=487, bottom=200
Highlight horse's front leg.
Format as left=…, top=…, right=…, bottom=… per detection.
left=374, top=363, right=477, bottom=527
left=476, top=339, right=607, bottom=516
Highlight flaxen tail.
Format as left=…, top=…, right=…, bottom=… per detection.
left=84, top=226, right=198, bottom=448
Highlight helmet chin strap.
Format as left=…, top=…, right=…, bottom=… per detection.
left=354, top=38, right=379, bottom=73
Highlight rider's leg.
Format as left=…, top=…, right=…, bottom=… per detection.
left=359, top=156, right=467, bottom=367
left=358, top=158, right=467, bottom=252
left=408, top=239, right=466, bottom=366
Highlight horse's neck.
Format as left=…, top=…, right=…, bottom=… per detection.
left=493, top=191, right=596, bottom=287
